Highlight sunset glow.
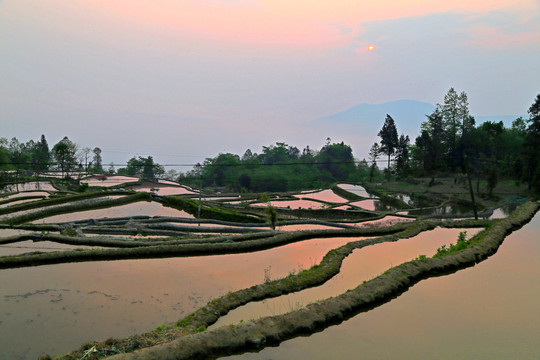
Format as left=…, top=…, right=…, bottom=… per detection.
left=1, top=0, right=539, bottom=167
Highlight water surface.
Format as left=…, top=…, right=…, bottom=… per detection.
left=211, top=228, right=480, bottom=328
left=221, top=213, right=540, bottom=360
left=0, top=236, right=358, bottom=359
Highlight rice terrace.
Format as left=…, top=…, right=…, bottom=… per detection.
left=2, top=1, right=540, bottom=357
left=1, top=156, right=539, bottom=359
left=2, top=90, right=540, bottom=359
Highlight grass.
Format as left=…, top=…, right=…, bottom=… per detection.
left=433, top=231, right=470, bottom=258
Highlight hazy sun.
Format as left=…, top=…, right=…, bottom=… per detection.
left=368, top=45, right=375, bottom=51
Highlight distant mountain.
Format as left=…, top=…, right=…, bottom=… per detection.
left=314, top=99, right=525, bottom=139
left=314, top=99, right=436, bottom=138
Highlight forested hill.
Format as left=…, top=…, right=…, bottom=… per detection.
left=181, top=90, right=540, bottom=194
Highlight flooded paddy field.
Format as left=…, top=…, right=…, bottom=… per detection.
left=1, top=181, right=57, bottom=193
left=81, top=176, right=140, bottom=188
left=0, top=235, right=360, bottom=359
left=211, top=228, right=482, bottom=328
left=0, top=179, right=535, bottom=359
left=222, top=213, right=540, bottom=360
left=33, top=201, right=194, bottom=224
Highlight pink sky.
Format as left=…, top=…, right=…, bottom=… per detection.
left=1, top=0, right=539, bottom=165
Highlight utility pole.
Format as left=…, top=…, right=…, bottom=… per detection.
left=198, top=174, right=202, bottom=226
left=464, top=154, right=478, bottom=220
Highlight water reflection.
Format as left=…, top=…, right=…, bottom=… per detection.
left=301, top=189, right=347, bottom=203
left=129, top=184, right=195, bottom=196
left=488, top=203, right=520, bottom=219
left=406, top=204, right=473, bottom=217
left=32, top=201, right=193, bottom=223
left=81, top=175, right=139, bottom=187
left=0, top=237, right=357, bottom=359
left=1, top=181, right=56, bottom=193
left=211, top=228, right=480, bottom=329
left=0, top=240, right=103, bottom=256
left=336, top=184, right=371, bottom=198
left=221, top=213, right=540, bottom=360
left=252, top=199, right=328, bottom=210
left=0, top=191, right=50, bottom=200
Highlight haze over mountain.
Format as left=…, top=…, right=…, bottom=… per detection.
left=308, top=99, right=525, bottom=160
left=314, top=99, right=436, bottom=138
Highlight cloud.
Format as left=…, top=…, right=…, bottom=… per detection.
left=58, top=0, right=538, bottom=49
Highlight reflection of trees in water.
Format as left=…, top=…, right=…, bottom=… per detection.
left=501, top=203, right=519, bottom=216
left=374, top=201, right=397, bottom=212
left=408, top=204, right=475, bottom=216
left=2, top=181, right=43, bottom=194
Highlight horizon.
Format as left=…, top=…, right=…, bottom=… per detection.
left=2, top=0, right=539, bottom=168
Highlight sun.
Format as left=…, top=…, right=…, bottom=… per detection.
left=368, top=45, right=375, bottom=51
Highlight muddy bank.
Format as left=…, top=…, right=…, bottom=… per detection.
left=3, top=193, right=149, bottom=225
left=0, top=190, right=133, bottom=218
left=0, top=223, right=426, bottom=269
left=102, top=202, right=538, bottom=360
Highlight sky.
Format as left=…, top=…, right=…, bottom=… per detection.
left=1, top=0, right=539, bottom=169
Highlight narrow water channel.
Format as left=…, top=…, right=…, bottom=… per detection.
left=220, top=213, right=540, bottom=360
left=211, top=228, right=481, bottom=329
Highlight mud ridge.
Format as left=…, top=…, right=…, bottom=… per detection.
left=103, top=202, right=538, bottom=360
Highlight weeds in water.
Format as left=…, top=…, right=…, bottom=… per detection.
left=263, top=266, right=272, bottom=283
left=434, top=231, right=468, bottom=258
left=154, top=324, right=168, bottom=332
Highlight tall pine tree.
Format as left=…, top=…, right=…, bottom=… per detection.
left=378, top=114, right=398, bottom=170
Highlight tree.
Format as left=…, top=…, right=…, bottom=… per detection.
left=395, top=135, right=410, bottom=178
left=368, top=142, right=380, bottom=182
left=8, top=138, right=32, bottom=186
left=121, top=156, right=163, bottom=180
left=378, top=114, right=398, bottom=169
left=419, top=109, right=446, bottom=172
left=439, top=88, right=470, bottom=170
left=316, top=141, right=355, bottom=181
left=202, top=153, right=241, bottom=187
left=524, top=94, right=540, bottom=192
left=30, top=134, right=50, bottom=178
left=81, top=147, right=92, bottom=173
left=92, top=147, right=103, bottom=171
left=52, top=137, right=78, bottom=178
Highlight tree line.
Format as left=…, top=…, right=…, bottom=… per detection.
left=0, top=135, right=168, bottom=188
left=178, top=140, right=377, bottom=192
left=2, top=90, right=539, bottom=195
left=371, top=89, right=540, bottom=195
left=0, top=135, right=104, bottom=186
left=183, top=89, right=540, bottom=195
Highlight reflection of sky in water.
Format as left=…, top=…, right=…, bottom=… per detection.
left=252, top=199, right=328, bottom=209
left=350, top=200, right=398, bottom=212
left=353, top=216, right=414, bottom=227
left=0, top=198, right=43, bottom=207
left=0, top=196, right=126, bottom=221
left=0, top=191, right=50, bottom=200
left=130, top=185, right=195, bottom=195
left=0, top=240, right=103, bottom=256
left=221, top=214, right=540, bottom=360
left=1, top=181, right=56, bottom=192
left=301, top=189, right=347, bottom=203
left=212, top=228, right=480, bottom=328
left=0, top=236, right=356, bottom=359
left=32, top=201, right=193, bottom=223
left=336, top=183, right=371, bottom=198
left=81, top=175, right=139, bottom=187
left=489, top=204, right=520, bottom=219
left=406, top=204, right=473, bottom=217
